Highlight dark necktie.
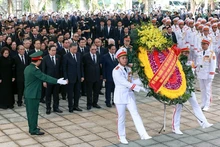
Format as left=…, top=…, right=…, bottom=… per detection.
left=52, top=56, right=55, bottom=65
left=21, top=55, right=25, bottom=64
left=93, top=54, right=96, bottom=63
left=66, top=50, right=69, bottom=53
left=124, top=67, right=127, bottom=72
left=81, top=48, right=84, bottom=53
left=73, top=54, right=77, bottom=62
left=203, top=51, right=205, bottom=55
left=112, top=54, right=115, bottom=61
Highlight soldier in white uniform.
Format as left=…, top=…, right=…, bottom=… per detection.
left=112, top=48, right=151, bottom=144
left=175, top=20, right=186, bottom=48
left=185, top=19, right=196, bottom=62
left=196, top=39, right=216, bottom=111
left=172, top=46, right=213, bottom=135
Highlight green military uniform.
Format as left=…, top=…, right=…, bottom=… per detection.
left=24, top=51, right=58, bottom=134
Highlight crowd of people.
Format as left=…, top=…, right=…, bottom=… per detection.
left=0, top=9, right=219, bottom=142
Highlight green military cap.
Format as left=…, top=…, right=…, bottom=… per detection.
left=29, top=51, right=43, bottom=61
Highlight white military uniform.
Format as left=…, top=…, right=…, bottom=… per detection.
left=172, top=60, right=213, bottom=134
left=196, top=49, right=216, bottom=110
left=112, top=48, right=151, bottom=144
left=175, top=28, right=186, bottom=48
left=113, top=64, right=150, bottom=140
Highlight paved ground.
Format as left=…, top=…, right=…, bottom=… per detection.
left=0, top=74, right=219, bottom=147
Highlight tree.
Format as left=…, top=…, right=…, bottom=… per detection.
left=29, top=0, right=47, bottom=13
left=7, top=0, right=13, bottom=15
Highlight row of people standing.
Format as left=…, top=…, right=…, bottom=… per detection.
left=0, top=36, right=127, bottom=114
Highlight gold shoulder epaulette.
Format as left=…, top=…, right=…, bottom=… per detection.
left=115, top=66, right=119, bottom=70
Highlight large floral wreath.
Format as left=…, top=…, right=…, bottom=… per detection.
left=131, top=23, right=195, bottom=105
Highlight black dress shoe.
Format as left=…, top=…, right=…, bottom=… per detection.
left=69, top=109, right=73, bottom=113
left=18, top=103, right=22, bottom=107
left=40, top=99, right=46, bottom=103
left=54, top=109, right=63, bottom=113
left=30, top=131, right=45, bottom=135
left=106, top=103, right=112, bottom=108
left=46, top=109, right=51, bottom=115
left=99, top=92, right=104, bottom=95
left=73, top=107, right=83, bottom=111
left=93, top=104, right=101, bottom=109
left=87, top=106, right=91, bottom=110
left=81, top=93, right=87, bottom=96
left=112, top=102, right=115, bottom=105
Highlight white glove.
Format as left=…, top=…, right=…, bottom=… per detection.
left=57, top=78, right=67, bottom=85
left=140, top=87, right=148, bottom=93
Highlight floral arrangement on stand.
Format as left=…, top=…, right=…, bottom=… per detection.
left=131, top=23, right=195, bottom=105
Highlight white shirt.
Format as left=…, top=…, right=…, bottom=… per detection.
left=71, top=53, right=77, bottom=62
left=35, top=48, right=40, bottom=52
left=19, top=54, right=25, bottom=64
left=50, top=55, right=56, bottom=65
left=109, top=52, right=115, bottom=61
left=90, top=52, right=96, bottom=63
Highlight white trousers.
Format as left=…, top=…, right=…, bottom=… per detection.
left=172, top=92, right=208, bottom=130
left=115, top=98, right=148, bottom=139
left=199, top=79, right=212, bottom=108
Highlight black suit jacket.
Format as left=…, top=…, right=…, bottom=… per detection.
left=63, top=52, right=83, bottom=83
left=42, top=55, right=61, bottom=79
left=82, top=52, right=100, bottom=82
left=96, top=25, right=105, bottom=38
left=104, top=26, right=115, bottom=39
left=61, top=19, right=72, bottom=32
left=102, top=53, right=118, bottom=82
left=13, top=54, right=29, bottom=82
left=77, top=46, right=89, bottom=55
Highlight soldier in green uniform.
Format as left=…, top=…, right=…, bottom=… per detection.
left=24, top=51, right=67, bottom=135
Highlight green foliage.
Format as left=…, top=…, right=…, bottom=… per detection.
left=23, top=0, right=30, bottom=12
left=57, top=0, right=80, bottom=11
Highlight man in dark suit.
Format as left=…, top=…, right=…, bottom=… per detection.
left=42, top=45, right=63, bottom=114
left=14, top=45, right=29, bottom=106
left=102, top=44, right=118, bottom=107
left=94, top=38, right=106, bottom=95
left=82, top=44, right=101, bottom=110
left=31, top=28, right=42, bottom=42
left=114, top=20, right=124, bottom=48
left=63, top=43, right=84, bottom=112
left=61, top=14, right=72, bottom=34
left=56, top=34, right=64, bottom=52
left=77, top=38, right=89, bottom=96
left=58, top=39, right=70, bottom=100
left=95, top=19, right=105, bottom=42
left=165, top=26, right=177, bottom=44
left=104, top=19, right=115, bottom=45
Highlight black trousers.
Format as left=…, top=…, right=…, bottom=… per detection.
left=105, top=81, right=115, bottom=104
left=81, top=81, right=86, bottom=95
left=86, top=81, right=100, bottom=106
left=17, top=81, right=24, bottom=104
left=67, top=80, right=80, bottom=110
left=45, top=83, right=59, bottom=110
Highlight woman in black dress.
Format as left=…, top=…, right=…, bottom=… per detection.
left=0, top=47, right=15, bottom=109
left=4, top=36, right=12, bottom=50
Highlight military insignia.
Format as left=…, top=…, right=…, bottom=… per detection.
left=115, top=66, right=119, bottom=70
left=213, top=56, right=216, bottom=60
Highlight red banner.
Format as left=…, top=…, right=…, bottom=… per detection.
left=149, top=47, right=179, bottom=93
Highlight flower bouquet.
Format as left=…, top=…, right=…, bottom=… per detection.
left=131, top=23, right=195, bottom=105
